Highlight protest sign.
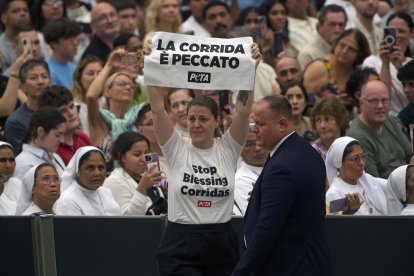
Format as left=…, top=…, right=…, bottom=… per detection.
left=144, top=32, right=255, bottom=90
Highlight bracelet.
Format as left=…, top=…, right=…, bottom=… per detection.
left=10, top=73, right=19, bottom=80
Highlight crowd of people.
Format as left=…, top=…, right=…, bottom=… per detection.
left=0, top=0, right=414, bottom=273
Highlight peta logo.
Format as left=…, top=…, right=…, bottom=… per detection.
left=188, top=71, right=211, bottom=83
left=198, top=200, right=212, bottom=208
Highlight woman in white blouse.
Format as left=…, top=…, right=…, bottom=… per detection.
left=103, top=132, right=162, bottom=215
left=55, top=146, right=121, bottom=216
left=15, top=163, right=60, bottom=215
left=325, top=136, right=387, bottom=215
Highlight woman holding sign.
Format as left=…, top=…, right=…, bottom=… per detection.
left=145, top=42, right=261, bottom=275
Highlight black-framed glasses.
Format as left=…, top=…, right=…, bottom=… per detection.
left=345, top=152, right=368, bottom=165
left=362, top=97, right=390, bottom=107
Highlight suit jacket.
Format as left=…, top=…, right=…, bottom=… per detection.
left=233, top=133, right=331, bottom=276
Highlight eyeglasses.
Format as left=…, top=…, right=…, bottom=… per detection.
left=43, top=0, right=63, bottom=6
left=344, top=152, right=367, bottom=165
left=38, top=175, right=60, bottom=184
left=113, top=81, right=136, bottom=89
left=362, top=97, right=390, bottom=107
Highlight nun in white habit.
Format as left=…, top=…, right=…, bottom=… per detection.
left=54, top=146, right=121, bottom=216
left=387, top=165, right=414, bottom=215
left=0, top=142, right=20, bottom=215
left=325, top=136, right=387, bottom=215
left=15, top=163, right=60, bottom=215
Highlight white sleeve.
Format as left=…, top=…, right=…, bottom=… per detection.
left=234, top=171, right=255, bottom=215
left=104, top=175, right=151, bottom=216
left=54, top=196, right=84, bottom=216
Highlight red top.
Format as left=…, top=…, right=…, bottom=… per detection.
left=56, top=131, right=94, bottom=165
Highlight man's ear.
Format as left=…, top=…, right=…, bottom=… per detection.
left=278, top=117, right=288, bottom=132
left=1, top=13, right=7, bottom=26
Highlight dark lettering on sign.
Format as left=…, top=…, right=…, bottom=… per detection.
left=188, top=71, right=211, bottom=83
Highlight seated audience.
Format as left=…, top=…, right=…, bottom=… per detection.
left=71, top=55, right=103, bottom=136
left=38, top=85, right=93, bottom=165
left=346, top=80, right=412, bottom=178
left=15, top=163, right=60, bottom=215
left=180, top=0, right=211, bottom=37
left=0, top=142, right=21, bottom=215
left=362, top=12, right=413, bottom=116
left=297, top=4, right=347, bottom=69
left=4, top=59, right=51, bottom=149
left=0, top=0, right=30, bottom=75
left=43, top=18, right=81, bottom=89
left=304, top=28, right=370, bottom=102
left=311, top=97, right=348, bottom=161
left=86, top=49, right=143, bottom=163
left=387, top=164, right=414, bottom=215
left=234, top=129, right=268, bottom=215
left=397, top=59, right=414, bottom=135
left=167, top=88, right=195, bottom=137
left=55, top=146, right=121, bottom=215
left=14, top=107, right=66, bottom=180
left=281, top=80, right=315, bottom=141
left=103, top=132, right=162, bottom=215
left=326, top=136, right=387, bottom=215
left=344, top=67, right=380, bottom=119
left=81, top=2, right=120, bottom=62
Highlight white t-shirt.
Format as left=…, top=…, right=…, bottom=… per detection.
left=234, top=161, right=262, bottom=216
left=161, top=130, right=242, bottom=224
left=326, top=177, right=372, bottom=215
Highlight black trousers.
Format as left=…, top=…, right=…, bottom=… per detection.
left=156, top=221, right=240, bottom=276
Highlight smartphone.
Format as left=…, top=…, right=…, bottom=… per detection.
left=183, top=30, right=195, bottom=35
left=219, top=90, right=230, bottom=114
left=121, top=52, right=139, bottom=68
left=273, top=32, right=284, bottom=57
left=329, top=197, right=347, bottom=213
left=21, top=38, right=31, bottom=55
left=144, top=153, right=159, bottom=172
left=384, top=27, right=397, bottom=52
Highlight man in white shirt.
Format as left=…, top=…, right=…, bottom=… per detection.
left=181, top=0, right=211, bottom=37
left=349, top=0, right=382, bottom=55
left=234, top=130, right=268, bottom=215
left=298, top=4, right=347, bottom=69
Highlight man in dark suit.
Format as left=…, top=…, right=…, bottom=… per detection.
left=233, top=95, right=330, bottom=276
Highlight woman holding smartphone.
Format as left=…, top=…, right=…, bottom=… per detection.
left=145, top=42, right=261, bottom=275
left=325, top=136, right=387, bottom=215
left=103, top=131, right=163, bottom=215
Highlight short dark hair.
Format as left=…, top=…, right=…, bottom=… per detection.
left=0, top=0, right=27, bottom=14
left=203, top=0, right=230, bottom=19
left=135, top=103, right=151, bottom=127
left=235, top=6, right=265, bottom=27
left=261, top=95, right=292, bottom=121
left=397, top=59, right=414, bottom=82
left=310, top=97, right=349, bottom=136
left=19, top=59, right=50, bottom=83
left=346, top=67, right=379, bottom=99
left=110, top=0, right=136, bottom=12
left=13, top=24, right=36, bottom=38
left=112, top=131, right=150, bottom=167
left=23, top=107, right=66, bottom=143
left=43, top=18, right=81, bottom=45
left=318, top=4, right=347, bottom=25
left=38, top=85, right=74, bottom=109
